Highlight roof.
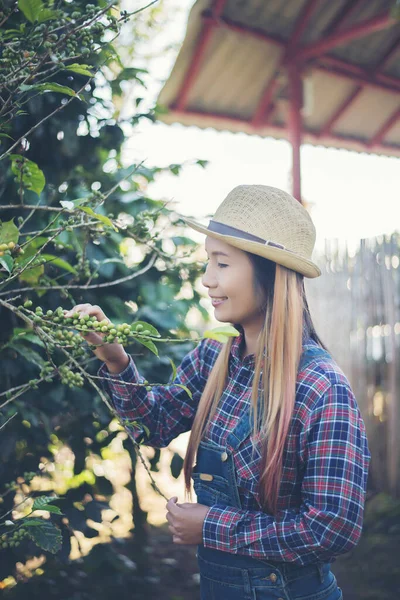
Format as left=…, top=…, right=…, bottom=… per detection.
left=157, top=0, right=400, bottom=157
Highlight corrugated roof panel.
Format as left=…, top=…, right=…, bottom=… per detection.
left=300, top=0, right=348, bottom=44
left=332, top=24, right=400, bottom=68
left=333, top=89, right=400, bottom=138
left=223, top=0, right=305, bottom=39
left=156, top=0, right=400, bottom=158
left=157, top=0, right=209, bottom=109
left=303, top=71, right=356, bottom=130
left=188, top=30, right=282, bottom=118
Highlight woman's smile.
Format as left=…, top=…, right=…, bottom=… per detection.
left=210, top=296, right=228, bottom=307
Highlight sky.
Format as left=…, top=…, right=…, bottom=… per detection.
left=121, top=0, right=400, bottom=254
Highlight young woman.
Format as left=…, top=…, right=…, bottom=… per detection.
left=65, top=185, right=371, bottom=600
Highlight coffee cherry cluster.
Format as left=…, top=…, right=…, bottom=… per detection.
left=1, top=528, right=29, bottom=549
left=0, top=241, right=24, bottom=258
left=0, top=3, right=120, bottom=86
left=59, top=365, right=84, bottom=388
left=16, top=302, right=160, bottom=388
left=20, top=303, right=158, bottom=346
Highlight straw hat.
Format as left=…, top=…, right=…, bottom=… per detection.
left=183, top=184, right=321, bottom=278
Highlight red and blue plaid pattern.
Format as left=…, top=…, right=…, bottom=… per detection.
left=98, top=330, right=371, bottom=566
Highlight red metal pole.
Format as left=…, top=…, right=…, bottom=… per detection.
left=367, top=107, right=400, bottom=148
left=287, top=65, right=303, bottom=202
left=251, top=77, right=279, bottom=127
left=322, top=0, right=366, bottom=36
left=316, top=63, right=400, bottom=94
left=201, top=13, right=284, bottom=47
left=286, top=0, right=320, bottom=51
left=376, top=34, right=400, bottom=70
left=295, top=12, right=395, bottom=62
left=251, top=0, right=319, bottom=128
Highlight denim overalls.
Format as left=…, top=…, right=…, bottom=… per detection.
left=193, top=345, right=343, bottom=600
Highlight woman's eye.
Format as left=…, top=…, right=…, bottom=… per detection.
left=202, top=260, right=228, bottom=269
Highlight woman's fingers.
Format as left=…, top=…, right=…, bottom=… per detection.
left=64, top=304, right=108, bottom=322
left=62, top=303, right=128, bottom=364
left=63, top=304, right=107, bottom=344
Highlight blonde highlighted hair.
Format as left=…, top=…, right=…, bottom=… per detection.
left=183, top=255, right=327, bottom=515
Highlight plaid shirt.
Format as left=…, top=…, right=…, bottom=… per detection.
left=98, top=328, right=371, bottom=565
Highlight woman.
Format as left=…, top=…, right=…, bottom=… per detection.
left=65, top=185, right=371, bottom=600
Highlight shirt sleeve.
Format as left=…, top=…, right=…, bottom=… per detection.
left=202, top=383, right=371, bottom=565
left=97, top=339, right=209, bottom=447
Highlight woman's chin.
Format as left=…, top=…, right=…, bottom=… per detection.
left=214, top=313, right=231, bottom=323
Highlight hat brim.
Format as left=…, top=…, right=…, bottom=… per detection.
left=183, top=218, right=321, bottom=279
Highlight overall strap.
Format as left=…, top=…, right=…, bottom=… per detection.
left=227, top=345, right=330, bottom=450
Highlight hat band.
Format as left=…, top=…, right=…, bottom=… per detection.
left=207, top=220, right=286, bottom=250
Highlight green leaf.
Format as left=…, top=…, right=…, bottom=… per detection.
left=175, top=384, right=193, bottom=400
left=0, top=255, right=14, bottom=274
left=20, top=83, right=83, bottom=100
left=36, top=7, right=56, bottom=22
left=169, top=358, right=177, bottom=382
left=32, top=496, right=59, bottom=511
left=135, top=337, right=158, bottom=356
left=66, top=64, right=94, bottom=77
left=169, top=163, right=181, bottom=176
left=36, top=504, right=63, bottom=515
left=13, top=328, right=45, bottom=347
left=10, top=154, right=45, bottom=195
left=131, top=321, right=160, bottom=337
left=0, top=217, right=20, bottom=244
left=19, top=262, right=44, bottom=284
left=9, top=342, right=46, bottom=368
left=24, top=519, right=62, bottom=553
left=22, top=518, right=46, bottom=527
left=79, top=207, right=118, bottom=231
left=203, top=325, right=240, bottom=343
left=18, top=0, right=43, bottom=23
left=14, top=234, right=45, bottom=284
left=196, top=159, right=209, bottom=169
left=41, top=254, right=78, bottom=275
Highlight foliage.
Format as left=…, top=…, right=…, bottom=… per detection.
left=0, top=0, right=219, bottom=591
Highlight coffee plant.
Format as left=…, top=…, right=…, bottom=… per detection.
left=0, top=0, right=225, bottom=592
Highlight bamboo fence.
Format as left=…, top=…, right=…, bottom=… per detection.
left=306, top=233, right=400, bottom=496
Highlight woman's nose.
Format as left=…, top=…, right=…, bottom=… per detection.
left=202, top=264, right=216, bottom=289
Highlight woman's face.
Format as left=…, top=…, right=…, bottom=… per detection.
left=202, top=236, right=265, bottom=327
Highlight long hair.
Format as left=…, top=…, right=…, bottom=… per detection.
left=183, top=252, right=327, bottom=515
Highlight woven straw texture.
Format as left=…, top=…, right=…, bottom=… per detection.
left=214, top=185, right=315, bottom=258
left=184, top=185, right=321, bottom=278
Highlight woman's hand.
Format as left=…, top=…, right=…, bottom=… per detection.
left=166, top=497, right=210, bottom=545
left=63, top=303, right=129, bottom=369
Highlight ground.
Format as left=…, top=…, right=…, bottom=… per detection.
left=4, top=491, right=400, bottom=600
